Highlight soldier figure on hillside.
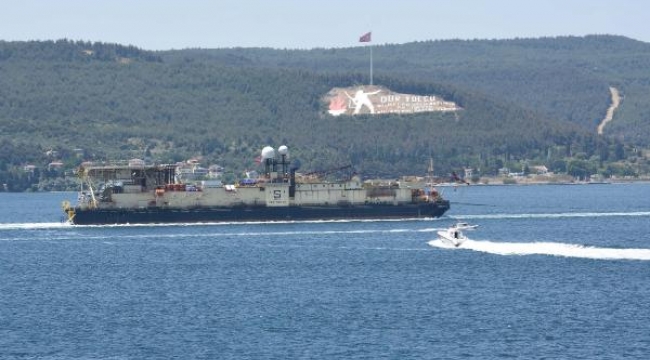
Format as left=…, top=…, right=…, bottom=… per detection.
left=345, top=88, right=381, bottom=114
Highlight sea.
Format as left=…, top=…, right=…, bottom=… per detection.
left=1, top=183, right=649, bottom=359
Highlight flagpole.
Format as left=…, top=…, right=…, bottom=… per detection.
left=370, top=44, right=373, bottom=85
left=359, top=31, right=373, bottom=85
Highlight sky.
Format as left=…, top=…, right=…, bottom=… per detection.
left=1, top=0, right=648, bottom=50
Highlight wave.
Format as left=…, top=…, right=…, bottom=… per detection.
left=0, top=222, right=72, bottom=230
left=451, top=211, right=650, bottom=220
left=0, top=217, right=445, bottom=231
left=3, top=210, right=648, bottom=230
left=428, top=239, right=650, bottom=261
left=0, top=224, right=441, bottom=242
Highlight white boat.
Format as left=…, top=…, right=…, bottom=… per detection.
left=437, top=222, right=478, bottom=247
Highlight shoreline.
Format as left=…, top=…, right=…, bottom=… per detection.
left=438, top=179, right=650, bottom=187
left=2, top=178, right=650, bottom=194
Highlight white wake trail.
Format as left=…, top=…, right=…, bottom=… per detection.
left=0, top=222, right=72, bottom=230
left=454, top=211, right=650, bottom=220
left=428, top=239, right=650, bottom=261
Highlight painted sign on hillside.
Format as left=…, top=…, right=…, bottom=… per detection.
left=324, top=85, right=461, bottom=116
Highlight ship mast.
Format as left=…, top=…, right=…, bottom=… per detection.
left=80, top=169, right=98, bottom=209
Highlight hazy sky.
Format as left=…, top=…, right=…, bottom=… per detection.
left=1, top=0, right=647, bottom=50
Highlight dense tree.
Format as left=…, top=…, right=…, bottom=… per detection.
left=0, top=37, right=649, bottom=190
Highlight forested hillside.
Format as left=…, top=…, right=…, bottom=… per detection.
left=0, top=37, right=648, bottom=191
left=170, top=35, right=650, bottom=142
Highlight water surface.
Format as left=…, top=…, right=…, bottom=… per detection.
left=1, top=184, right=649, bottom=359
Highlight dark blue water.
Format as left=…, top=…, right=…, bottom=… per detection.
left=1, top=184, right=649, bottom=359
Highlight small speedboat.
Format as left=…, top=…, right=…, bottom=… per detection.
left=437, top=222, right=478, bottom=247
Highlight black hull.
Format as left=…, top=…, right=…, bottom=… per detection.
left=70, top=201, right=450, bottom=225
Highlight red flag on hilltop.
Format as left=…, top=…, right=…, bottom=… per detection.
left=359, top=32, right=371, bottom=43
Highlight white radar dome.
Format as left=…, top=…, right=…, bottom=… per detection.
left=261, top=146, right=275, bottom=160
left=278, top=145, right=289, bottom=156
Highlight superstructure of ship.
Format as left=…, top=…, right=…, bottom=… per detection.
left=62, top=145, right=450, bottom=225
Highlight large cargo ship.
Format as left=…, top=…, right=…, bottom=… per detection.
left=62, top=146, right=449, bottom=225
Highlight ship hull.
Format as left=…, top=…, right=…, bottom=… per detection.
left=69, top=201, right=450, bottom=225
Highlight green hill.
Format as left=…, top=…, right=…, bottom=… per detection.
left=0, top=37, right=648, bottom=191
left=171, top=35, right=650, bottom=140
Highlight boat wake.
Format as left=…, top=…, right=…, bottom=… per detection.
left=428, top=239, right=650, bottom=261
left=0, top=222, right=72, bottom=230
left=0, top=217, right=443, bottom=231
left=452, top=211, right=650, bottom=220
